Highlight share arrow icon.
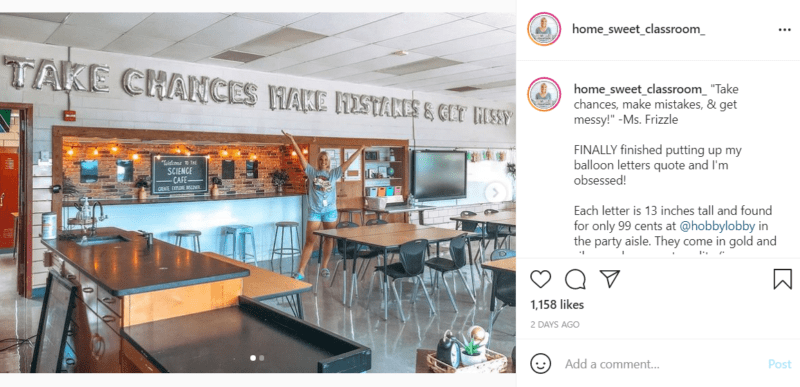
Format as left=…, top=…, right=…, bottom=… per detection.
left=600, top=270, right=620, bottom=288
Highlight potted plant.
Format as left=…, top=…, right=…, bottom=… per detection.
left=211, top=177, right=222, bottom=197
left=135, top=177, right=150, bottom=200
left=461, top=340, right=487, bottom=366
left=270, top=169, right=289, bottom=193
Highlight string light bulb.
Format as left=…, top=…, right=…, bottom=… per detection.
left=221, top=149, right=228, bottom=157
left=132, top=154, right=139, bottom=160
left=303, top=148, right=308, bottom=155
left=67, top=147, right=74, bottom=156
left=292, top=150, right=297, bottom=156
left=111, top=144, right=118, bottom=152
left=93, top=148, right=99, bottom=155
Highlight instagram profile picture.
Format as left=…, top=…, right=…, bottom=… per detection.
left=528, top=77, right=561, bottom=112
left=528, top=12, right=561, bottom=46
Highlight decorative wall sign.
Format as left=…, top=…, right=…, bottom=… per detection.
left=151, top=155, right=208, bottom=195
left=3, top=54, right=514, bottom=125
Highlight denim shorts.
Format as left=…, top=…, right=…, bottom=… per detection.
left=308, top=210, right=338, bottom=223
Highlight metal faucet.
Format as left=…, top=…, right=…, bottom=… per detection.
left=91, top=201, right=107, bottom=234
left=138, top=230, right=153, bottom=248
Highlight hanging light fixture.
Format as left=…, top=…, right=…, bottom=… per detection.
left=67, top=147, right=74, bottom=156
left=132, top=154, right=139, bottom=160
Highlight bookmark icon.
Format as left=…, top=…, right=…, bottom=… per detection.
left=600, top=270, right=620, bottom=288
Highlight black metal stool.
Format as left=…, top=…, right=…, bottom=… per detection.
left=270, top=222, right=300, bottom=274
left=172, top=230, right=201, bottom=252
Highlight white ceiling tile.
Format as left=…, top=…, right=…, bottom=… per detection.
left=412, top=29, right=515, bottom=57
left=376, top=19, right=495, bottom=50
left=346, top=52, right=431, bottom=72
left=401, top=67, right=510, bottom=88
left=103, top=34, right=176, bottom=57
left=467, top=53, right=515, bottom=68
left=503, top=26, right=515, bottom=32
left=468, top=13, right=515, bottom=28
left=289, top=13, right=396, bottom=36
left=274, top=62, right=333, bottom=77
left=238, top=56, right=302, bottom=72
left=443, top=41, right=515, bottom=63
left=303, top=44, right=396, bottom=68
left=153, top=42, right=223, bottom=62
left=336, top=72, right=396, bottom=84
left=234, top=28, right=326, bottom=56
left=371, top=63, right=484, bottom=87
left=183, top=16, right=281, bottom=48
left=306, top=67, right=364, bottom=80
left=127, top=13, right=228, bottom=41
left=65, top=13, right=152, bottom=32
left=270, top=37, right=365, bottom=63
left=4, top=13, right=68, bottom=23
left=448, top=13, right=483, bottom=18
left=45, top=24, right=123, bottom=51
left=336, top=13, right=460, bottom=43
left=419, top=72, right=515, bottom=91
left=234, top=13, right=316, bottom=26
left=0, top=15, right=59, bottom=43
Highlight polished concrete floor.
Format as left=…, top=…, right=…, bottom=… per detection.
left=0, top=238, right=515, bottom=373
left=0, top=253, right=40, bottom=373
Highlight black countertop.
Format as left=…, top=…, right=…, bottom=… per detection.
left=62, top=192, right=304, bottom=207
left=122, top=297, right=371, bottom=373
left=41, top=227, right=249, bottom=296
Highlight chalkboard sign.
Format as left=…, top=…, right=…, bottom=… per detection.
left=152, top=155, right=208, bottom=195
left=31, top=270, right=78, bottom=373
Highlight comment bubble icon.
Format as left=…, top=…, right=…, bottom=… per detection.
left=565, top=269, right=586, bottom=290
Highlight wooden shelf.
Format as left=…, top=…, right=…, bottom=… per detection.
left=365, top=178, right=402, bottom=181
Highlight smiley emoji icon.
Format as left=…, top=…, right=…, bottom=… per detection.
left=530, top=353, right=551, bottom=374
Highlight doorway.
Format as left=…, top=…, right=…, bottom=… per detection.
left=0, top=104, right=33, bottom=298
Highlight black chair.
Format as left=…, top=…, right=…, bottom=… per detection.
left=356, top=219, right=397, bottom=279
left=487, top=249, right=516, bottom=347
left=329, top=221, right=360, bottom=288
left=424, top=233, right=476, bottom=312
left=455, top=210, right=487, bottom=285
left=484, top=209, right=514, bottom=249
left=367, top=239, right=435, bottom=322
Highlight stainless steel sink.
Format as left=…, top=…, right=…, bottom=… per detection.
left=76, top=235, right=131, bottom=246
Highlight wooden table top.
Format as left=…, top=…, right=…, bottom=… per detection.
left=202, top=252, right=312, bottom=299
left=347, top=227, right=468, bottom=248
left=313, top=223, right=428, bottom=239
left=450, top=211, right=516, bottom=223
left=481, top=257, right=516, bottom=274
left=489, top=217, right=516, bottom=227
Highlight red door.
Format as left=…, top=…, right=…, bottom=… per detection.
left=0, top=153, right=19, bottom=249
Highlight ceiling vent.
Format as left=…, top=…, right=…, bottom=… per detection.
left=211, top=50, right=265, bottom=63
left=376, top=58, right=461, bottom=76
left=447, top=86, right=480, bottom=92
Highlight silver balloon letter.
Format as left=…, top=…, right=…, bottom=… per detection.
left=122, top=69, right=144, bottom=96
left=147, top=70, right=167, bottom=99
left=243, top=83, right=258, bottom=107
left=4, top=56, right=35, bottom=90
left=228, top=81, right=244, bottom=104
left=210, top=78, right=228, bottom=103
left=166, top=73, right=188, bottom=100
left=287, top=88, right=301, bottom=111
left=316, top=91, right=327, bottom=112
left=61, top=61, right=87, bottom=92
left=188, top=76, right=210, bottom=104
left=89, top=64, right=110, bottom=93
left=33, top=59, right=62, bottom=91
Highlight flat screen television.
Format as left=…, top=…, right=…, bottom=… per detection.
left=412, top=150, right=467, bottom=201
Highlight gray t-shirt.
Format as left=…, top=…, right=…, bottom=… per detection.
left=305, top=165, right=343, bottom=214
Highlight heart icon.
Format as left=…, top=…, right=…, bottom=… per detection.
left=530, top=270, right=551, bottom=288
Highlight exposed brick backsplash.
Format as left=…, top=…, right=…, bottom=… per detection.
left=63, top=142, right=307, bottom=199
